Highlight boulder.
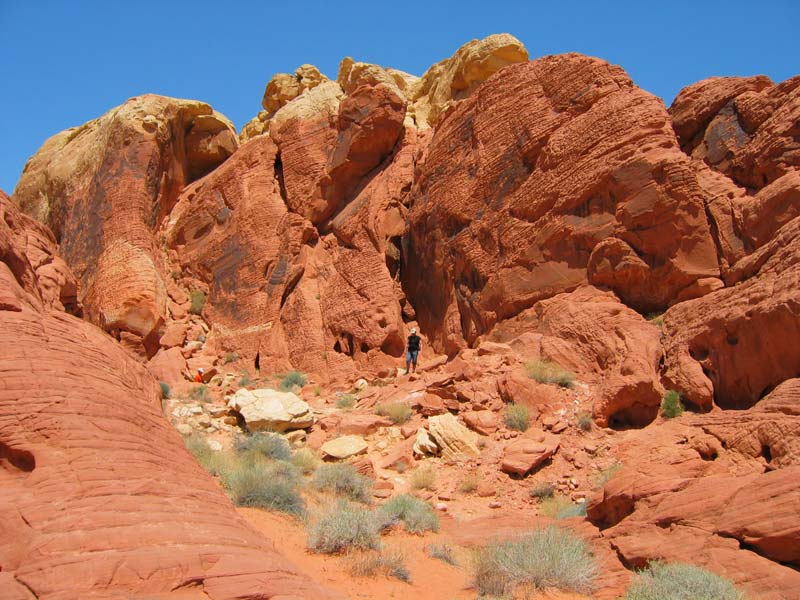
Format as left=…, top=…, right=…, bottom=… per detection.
left=321, top=435, right=368, bottom=459
left=426, top=413, right=480, bottom=461
left=500, top=430, right=560, bottom=476
left=227, top=388, right=314, bottom=432
left=463, top=410, right=499, bottom=435
left=413, top=427, right=440, bottom=456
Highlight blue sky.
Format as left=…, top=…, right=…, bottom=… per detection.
left=1, top=0, right=797, bottom=194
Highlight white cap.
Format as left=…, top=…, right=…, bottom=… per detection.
left=410, top=328, right=417, bottom=334
left=198, top=368, right=204, bottom=373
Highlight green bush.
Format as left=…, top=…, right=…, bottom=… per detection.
left=525, top=360, right=576, bottom=388
left=504, top=404, right=530, bottom=432
left=189, top=290, right=206, bottom=315
left=458, top=471, right=480, bottom=494
left=473, top=526, right=597, bottom=596
left=558, top=501, right=588, bottom=519
left=279, top=370, right=307, bottom=391
left=189, top=384, right=209, bottom=403
left=159, top=381, right=171, bottom=399
left=410, top=465, right=436, bottom=491
left=226, top=463, right=305, bottom=516
left=426, top=542, right=458, bottom=566
left=646, top=312, right=665, bottom=327
left=184, top=436, right=221, bottom=473
left=576, top=412, right=593, bottom=432
left=625, top=561, right=744, bottom=600
left=540, top=495, right=587, bottom=519
left=376, top=494, right=439, bottom=534
left=291, top=448, right=319, bottom=474
left=224, top=351, right=239, bottom=364
left=312, top=463, right=372, bottom=503
left=375, top=402, right=412, bottom=424
left=238, top=372, right=254, bottom=387
left=336, top=393, right=357, bottom=409
left=235, top=432, right=292, bottom=462
left=661, top=390, right=684, bottom=419
left=530, top=482, right=555, bottom=500
left=350, top=549, right=411, bottom=582
left=307, top=500, right=381, bottom=554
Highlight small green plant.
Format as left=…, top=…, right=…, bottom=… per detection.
left=375, top=402, right=412, bottom=424
left=594, top=462, right=623, bottom=488
left=291, top=448, right=319, bottom=474
left=307, top=500, right=381, bottom=554
left=376, top=494, right=439, bottom=534
left=473, top=526, right=597, bottom=596
left=576, top=412, right=593, bottom=432
left=336, top=394, right=357, bottom=409
left=646, top=312, right=665, bottom=327
left=226, top=462, right=305, bottom=516
left=624, top=561, right=744, bottom=600
left=540, top=495, right=586, bottom=519
left=235, top=432, right=292, bottom=462
left=410, top=465, right=436, bottom=491
left=312, top=463, right=373, bottom=503
left=238, top=372, right=254, bottom=387
left=224, top=351, right=239, bottom=364
left=426, top=542, right=458, bottom=566
left=158, top=381, right=171, bottom=399
left=558, top=501, right=588, bottom=519
left=525, top=360, right=576, bottom=388
left=189, top=290, right=206, bottom=315
left=458, top=471, right=480, bottom=494
left=530, top=482, right=555, bottom=500
left=190, top=384, right=210, bottom=403
left=279, top=370, right=307, bottom=391
left=661, top=390, right=684, bottom=419
left=184, top=436, right=220, bottom=471
left=504, top=404, right=530, bottom=432
left=349, top=549, right=411, bottom=582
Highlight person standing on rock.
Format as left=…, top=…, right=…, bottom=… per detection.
left=406, top=328, right=421, bottom=374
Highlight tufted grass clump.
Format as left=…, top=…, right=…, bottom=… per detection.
left=235, top=432, right=292, bottom=462
left=525, top=360, right=576, bottom=388
left=376, top=494, right=439, bottom=534
left=291, top=448, right=319, bottom=474
left=530, top=482, right=555, bottom=500
left=410, top=464, right=437, bottom=491
left=458, top=471, right=481, bottom=494
left=473, top=526, right=597, bottom=597
left=307, top=500, right=381, bottom=554
left=594, top=462, right=623, bottom=488
left=375, top=402, right=412, bottom=424
left=350, top=549, right=411, bottom=582
left=159, top=381, right=171, bottom=399
left=426, top=542, right=458, bottom=566
left=224, top=459, right=305, bottom=516
left=189, top=384, right=210, bottom=403
left=312, top=463, right=372, bottom=503
left=624, top=561, right=744, bottom=600
left=540, top=495, right=587, bottom=520
left=576, top=412, right=593, bottom=431
left=504, top=404, right=530, bottom=432
left=279, top=370, right=307, bottom=391
left=336, top=393, right=357, bottom=409
left=184, top=435, right=223, bottom=474
left=189, top=290, right=206, bottom=315
left=223, top=351, right=239, bottom=364
left=661, top=390, right=684, bottom=419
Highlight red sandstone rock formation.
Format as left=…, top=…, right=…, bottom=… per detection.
left=0, top=193, right=331, bottom=599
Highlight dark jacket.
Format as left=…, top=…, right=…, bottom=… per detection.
left=407, top=334, right=421, bottom=352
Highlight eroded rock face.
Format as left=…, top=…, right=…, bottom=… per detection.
left=13, top=95, right=238, bottom=357
left=405, top=54, right=720, bottom=355
left=0, top=196, right=330, bottom=600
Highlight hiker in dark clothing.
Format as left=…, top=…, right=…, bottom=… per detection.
left=406, top=328, right=421, bottom=374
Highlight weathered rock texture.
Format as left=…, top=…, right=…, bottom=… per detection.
left=405, top=54, right=721, bottom=355
left=0, top=194, right=330, bottom=600
left=13, top=95, right=238, bottom=358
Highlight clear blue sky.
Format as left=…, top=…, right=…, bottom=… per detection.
left=1, top=0, right=797, bottom=194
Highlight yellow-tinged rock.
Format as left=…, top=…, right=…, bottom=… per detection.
left=269, top=80, right=344, bottom=134
left=261, top=64, right=329, bottom=114
left=337, top=57, right=418, bottom=100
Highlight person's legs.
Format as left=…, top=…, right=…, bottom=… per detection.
left=405, top=351, right=412, bottom=374
left=411, top=350, right=418, bottom=373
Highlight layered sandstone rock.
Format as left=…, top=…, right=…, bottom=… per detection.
left=0, top=195, right=330, bottom=600
left=13, top=95, right=238, bottom=358
left=227, top=388, right=314, bottom=432
left=405, top=54, right=720, bottom=355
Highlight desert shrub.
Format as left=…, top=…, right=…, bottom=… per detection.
left=312, top=463, right=372, bottom=503
left=576, top=412, right=593, bottom=432
left=159, top=381, right=171, bottom=399
left=646, top=312, right=665, bottom=327
left=410, top=465, right=436, bottom=491
left=189, top=290, right=206, bottom=315
left=279, top=370, right=307, bottom=391
left=238, top=372, right=254, bottom=387
left=594, top=462, right=623, bottom=488
left=350, top=549, right=411, bottom=582
left=558, top=501, right=588, bottom=519
left=530, top=482, right=555, bottom=500
left=540, top=495, right=586, bottom=519
left=336, top=393, right=357, bottom=409
left=525, top=360, right=576, bottom=388
left=661, top=390, right=684, bottom=419
left=504, top=404, right=530, bottom=432
left=235, top=432, right=292, bottom=462
left=307, top=500, right=381, bottom=554
left=473, top=526, right=597, bottom=596
left=624, top=561, right=744, bottom=600
left=184, top=436, right=221, bottom=471
left=376, top=494, right=439, bottom=534
left=375, top=402, right=412, bottom=424
left=189, top=384, right=210, bottom=403
left=458, top=471, right=480, bottom=494
left=223, top=351, right=239, bottom=364
left=426, top=542, right=458, bottom=566
left=291, top=448, right=319, bottom=474
left=226, top=463, right=305, bottom=516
